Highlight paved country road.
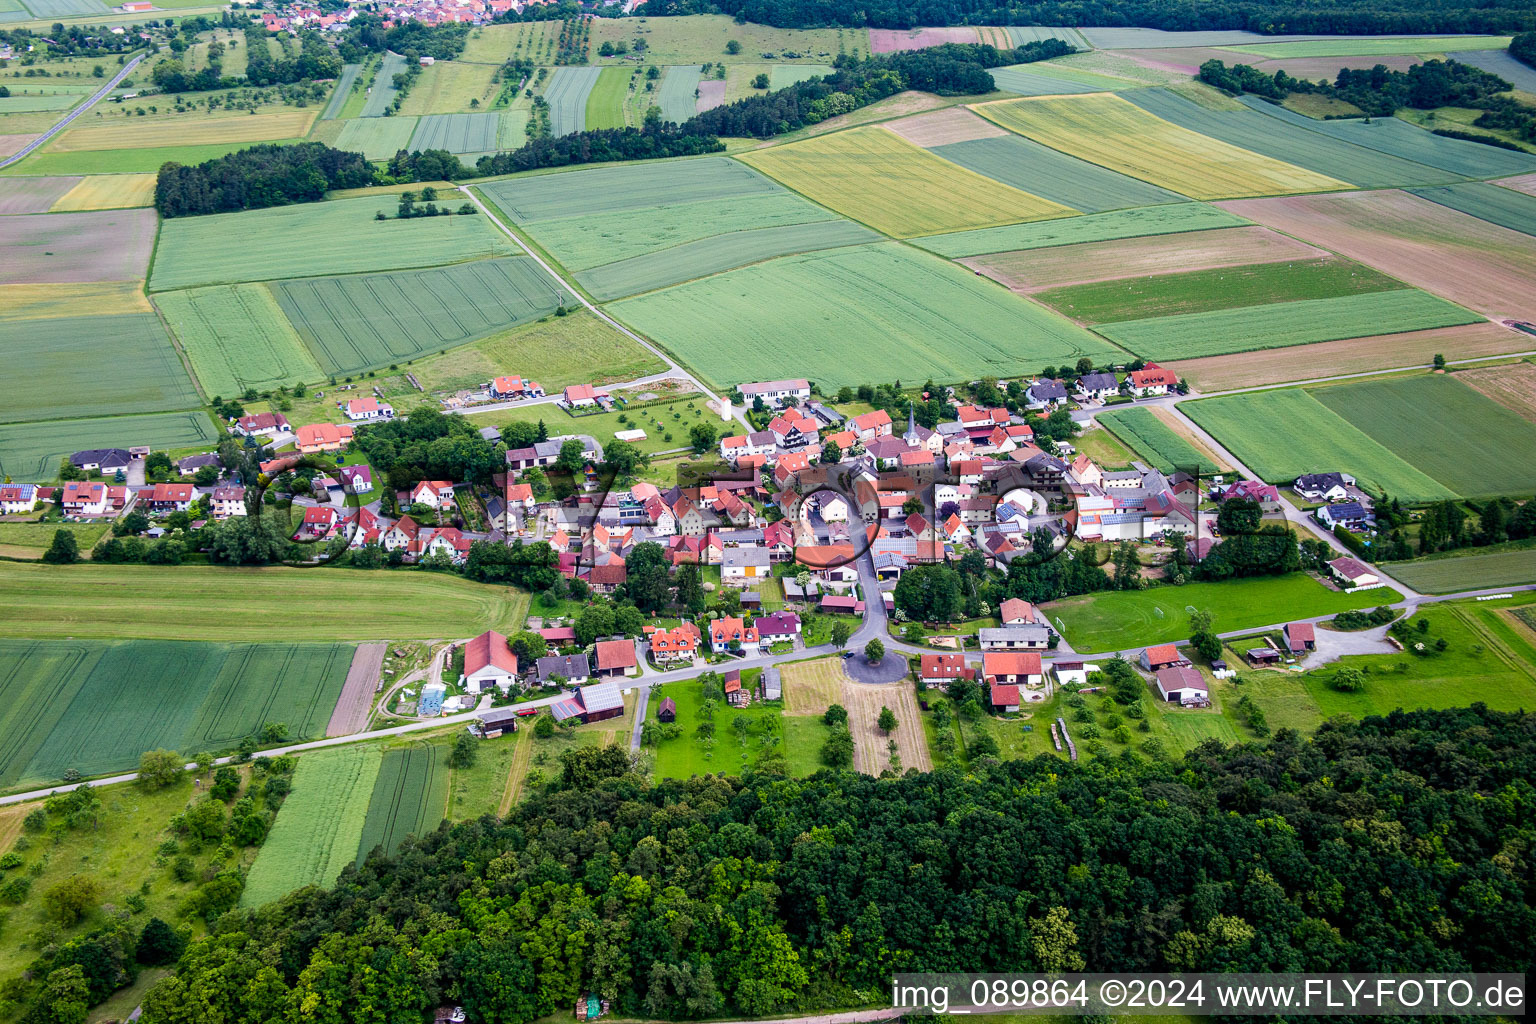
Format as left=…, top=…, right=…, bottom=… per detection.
left=0, top=53, right=146, bottom=170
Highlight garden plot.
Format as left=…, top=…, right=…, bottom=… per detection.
left=1220, top=189, right=1536, bottom=321
left=273, top=256, right=565, bottom=376
left=965, top=226, right=1324, bottom=291
left=409, top=112, right=499, bottom=153
left=973, top=93, right=1349, bottom=199
left=1098, top=289, right=1480, bottom=361
left=608, top=242, right=1121, bottom=390
left=155, top=284, right=322, bottom=398
left=739, top=126, right=1075, bottom=236
left=0, top=313, right=201, bottom=423
left=917, top=203, right=1249, bottom=258
left=0, top=208, right=155, bottom=284
left=930, top=133, right=1185, bottom=213
left=1183, top=389, right=1456, bottom=501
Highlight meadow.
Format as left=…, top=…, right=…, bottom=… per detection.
left=1126, top=88, right=1457, bottom=188
left=544, top=66, right=600, bottom=136
left=929, top=133, right=1185, bottom=213
left=1310, top=375, right=1536, bottom=498
left=0, top=313, right=201, bottom=422
left=478, top=156, right=778, bottom=222
left=1097, top=407, right=1221, bottom=474
left=608, top=241, right=1121, bottom=390
left=335, top=116, right=419, bottom=159
left=740, top=126, right=1074, bottom=236
left=49, top=172, right=156, bottom=210
left=149, top=196, right=516, bottom=290
left=589, top=15, right=862, bottom=64
left=917, top=202, right=1249, bottom=258
left=47, top=108, right=315, bottom=152
left=1097, top=289, right=1481, bottom=360
left=657, top=65, right=702, bottom=123
left=1, top=207, right=155, bottom=284
left=0, top=520, right=108, bottom=560
left=585, top=66, right=631, bottom=130
left=356, top=742, right=448, bottom=863
left=273, top=256, right=566, bottom=376
left=1389, top=547, right=1536, bottom=593
left=242, top=745, right=381, bottom=907
left=520, top=191, right=841, bottom=271
left=973, top=94, right=1347, bottom=199
left=478, top=396, right=713, bottom=458
left=5, top=139, right=310, bottom=175
left=1036, top=257, right=1400, bottom=323
left=396, top=60, right=499, bottom=116
left=155, top=283, right=323, bottom=398
left=577, top=219, right=878, bottom=300
left=409, top=111, right=500, bottom=153
left=1183, top=389, right=1457, bottom=501
left=1407, top=181, right=1536, bottom=237
left=0, top=410, right=218, bottom=478
left=647, top=682, right=786, bottom=780
left=1044, top=573, right=1396, bottom=651
left=0, top=562, right=528, bottom=641
left=0, top=639, right=353, bottom=786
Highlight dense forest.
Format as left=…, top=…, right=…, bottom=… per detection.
left=1199, top=57, right=1536, bottom=141
left=153, top=143, right=373, bottom=216
left=637, top=0, right=1536, bottom=35
left=88, top=706, right=1534, bottom=1023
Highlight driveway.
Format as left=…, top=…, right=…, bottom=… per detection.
left=1298, top=623, right=1396, bottom=669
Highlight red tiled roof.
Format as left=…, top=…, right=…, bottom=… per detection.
left=465, top=629, right=518, bottom=676
left=1144, top=643, right=1182, bottom=664
left=983, top=650, right=1042, bottom=678
left=595, top=639, right=636, bottom=670
left=920, top=653, right=968, bottom=679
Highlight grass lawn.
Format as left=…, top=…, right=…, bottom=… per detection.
left=447, top=729, right=519, bottom=819
left=1071, top=425, right=1138, bottom=470
left=1044, top=574, right=1400, bottom=652
left=1216, top=664, right=1325, bottom=735
left=647, top=681, right=785, bottom=779
left=781, top=713, right=835, bottom=776
left=0, top=520, right=108, bottom=560
left=467, top=396, right=710, bottom=457
left=0, top=562, right=529, bottom=642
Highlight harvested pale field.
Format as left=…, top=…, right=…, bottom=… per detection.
left=972, top=93, right=1350, bottom=199
left=1455, top=362, right=1536, bottom=424
left=327, top=642, right=385, bottom=736
left=841, top=678, right=930, bottom=774
left=0, top=135, right=40, bottom=162
left=1500, top=173, right=1536, bottom=198
left=49, top=173, right=156, bottom=210
left=0, top=208, right=156, bottom=284
left=1150, top=406, right=1233, bottom=471
left=963, top=226, right=1323, bottom=291
left=0, top=175, right=79, bottom=214
left=1167, top=322, right=1529, bottom=392
left=1220, top=189, right=1536, bottom=321
left=695, top=78, right=725, bottom=113
left=0, top=281, right=150, bottom=321
left=1250, top=53, right=1419, bottom=77
left=49, top=109, right=316, bottom=152
left=739, top=125, right=1075, bottom=236
left=868, top=26, right=978, bottom=52
left=883, top=106, right=1008, bottom=147
left=780, top=657, right=845, bottom=715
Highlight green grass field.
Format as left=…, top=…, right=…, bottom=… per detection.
left=272, top=256, right=566, bottom=377
left=335, top=115, right=419, bottom=159
left=648, top=682, right=786, bottom=780
left=3, top=139, right=309, bottom=176
left=356, top=741, right=448, bottom=863
left=0, top=410, right=219, bottom=479
left=609, top=241, right=1121, bottom=390
left=1036, top=258, right=1402, bottom=323
left=519, top=191, right=841, bottom=271
left=1098, top=289, right=1482, bottom=361
left=0, top=562, right=528, bottom=641
left=0, top=639, right=352, bottom=787
left=396, top=59, right=499, bottom=116
left=1097, top=407, right=1220, bottom=474
left=930, top=134, right=1184, bottom=214
left=656, top=64, right=702, bottom=124
left=321, top=63, right=362, bottom=119
left=1408, top=182, right=1536, bottom=236
left=916, top=202, right=1250, bottom=258
left=242, top=744, right=381, bottom=906
left=578, top=219, right=879, bottom=300
left=0, top=313, right=201, bottom=422
left=471, top=396, right=712, bottom=458
left=1044, top=574, right=1398, bottom=652
left=409, top=111, right=499, bottom=153
left=1219, top=35, right=1512, bottom=58
left=1184, top=389, right=1457, bottom=502
left=591, top=15, right=862, bottom=65
left=155, top=283, right=323, bottom=398
left=1388, top=546, right=1536, bottom=593
left=480, top=155, right=780, bottom=223
left=149, top=196, right=516, bottom=291
left=360, top=50, right=407, bottom=117
left=0, top=521, right=108, bottom=560
left=1310, top=374, right=1536, bottom=498
left=585, top=66, right=631, bottom=130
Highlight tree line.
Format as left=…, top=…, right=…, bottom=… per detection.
left=107, top=706, right=1536, bottom=1023
left=153, top=142, right=374, bottom=216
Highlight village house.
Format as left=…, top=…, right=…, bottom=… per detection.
left=920, top=652, right=972, bottom=688
left=1155, top=665, right=1209, bottom=705
left=1128, top=363, right=1179, bottom=396
left=978, top=624, right=1053, bottom=650
left=345, top=396, right=394, bottom=421
left=176, top=453, right=221, bottom=478
left=739, top=379, right=810, bottom=407
left=382, top=515, right=422, bottom=554
left=0, top=484, right=38, bottom=514
left=1025, top=379, right=1070, bottom=411
left=647, top=624, right=700, bottom=666
left=505, top=439, right=564, bottom=472
left=720, top=431, right=776, bottom=464
left=552, top=680, right=625, bottom=723
left=344, top=507, right=382, bottom=547
left=70, top=448, right=132, bottom=474
left=1317, top=501, right=1372, bottom=531
left=296, top=505, right=340, bottom=540
left=709, top=616, right=760, bottom=653
left=721, top=546, right=770, bottom=585
left=296, top=423, right=354, bottom=453
left=406, top=479, right=456, bottom=510
left=233, top=412, right=290, bottom=437
left=1218, top=479, right=1282, bottom=514
left=143, top=482, right=194, bottom=513
left=850, top=409, right=893, bottom=441
left=1074, top=372, right=1119, bottom=401
left=998, top=598, right=1041, bottom=625
left=754, top=610, right=801, bottom=646
left=561, top=384, right=605, bottom=409
left=768, top=410, right=820, bottom=450
left=1329, top=556, right=1383, bottom=590
left=489, top=375, right=544, bottom=400
left=1294, top=472, right=1355, bottom=502
left=461, top=630, right=519, bottom=694
left=338, top=465, right=373, bottom=495
left=535, top=652, right=590, bottom=688
left=62, top=480, right=110, bottom=516
left=594, top=639, right=638, bottom=677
